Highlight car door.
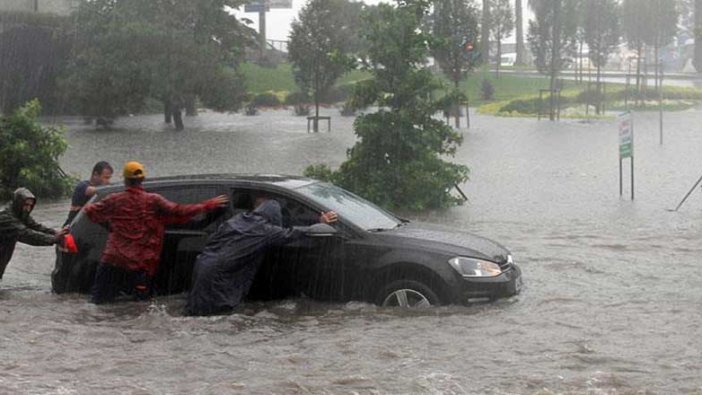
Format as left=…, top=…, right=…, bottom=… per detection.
left=152, top=183, right=231, bottom=294
left=270, top=194, right=353, bottom=302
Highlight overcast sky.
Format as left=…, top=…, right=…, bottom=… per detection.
left=232, top=0, right=529, bottom=43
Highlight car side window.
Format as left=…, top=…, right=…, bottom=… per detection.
left=231, top=189, right=316, bottom=227
left=153, top=185, right=230, bottom=232
left=230, top=188, right=351, bottom=234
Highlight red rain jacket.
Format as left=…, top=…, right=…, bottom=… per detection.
left=84, top=186, right=221, bottom=276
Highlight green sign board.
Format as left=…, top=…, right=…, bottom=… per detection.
left=618, top=112, right=633, bottom=159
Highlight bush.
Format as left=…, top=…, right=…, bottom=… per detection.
left=285, top=91, right=310, bottom=105
left=0, top=99, right=74, bottom=199
left=339, top=102, right=355, bottom=116
left=499, top=98, right=540, bottom=114
left=320, top=83, right=353, bottom=103
left=252, top=92, right=281, bottom=107
left=576, top=89, right=606, bottom=106
left=303, top=164, right=336, bottom=182
left=480, top=79, right=495, bottom=101
left=244, top=103, right=258, bottom=115
left=293, top=104, right=310, bottom=116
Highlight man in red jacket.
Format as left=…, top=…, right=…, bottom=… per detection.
left=84, top=161, right=228, bottom=304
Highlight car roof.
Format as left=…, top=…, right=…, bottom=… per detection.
left=97, top=173, right=318, bottom=193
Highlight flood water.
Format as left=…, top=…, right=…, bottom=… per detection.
left=2, top=108, right=702, bottom=394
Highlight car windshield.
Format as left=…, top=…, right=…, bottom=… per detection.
left=296, top=183, right=402, bottom=231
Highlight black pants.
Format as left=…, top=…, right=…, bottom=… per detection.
left=0, top=242, right=16, bottom=280
left=90, top=263, right=151, bottom=304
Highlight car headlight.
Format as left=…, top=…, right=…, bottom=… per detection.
left=448, top=257, right=502, bottom=278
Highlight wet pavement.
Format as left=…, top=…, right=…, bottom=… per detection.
left=2, top=107, right=702, bottom=394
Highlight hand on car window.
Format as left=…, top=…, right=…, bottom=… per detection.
left=211, top=195, right=229, bottom=207
left=320, top=211, right=338, bottom=224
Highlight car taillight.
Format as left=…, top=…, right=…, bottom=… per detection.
left=64, top=234, right=78, bottom=254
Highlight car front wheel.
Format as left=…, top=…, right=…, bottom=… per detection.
left=377, top=279, right=441, bottom=308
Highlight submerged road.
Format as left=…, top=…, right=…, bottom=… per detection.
left=2, top=108, right=701, bottom=393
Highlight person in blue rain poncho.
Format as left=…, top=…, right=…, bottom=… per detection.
left=186, top=195, right=337, bottom=316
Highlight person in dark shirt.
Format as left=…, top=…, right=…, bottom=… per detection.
left=64, top=161, right=113, bottom=226
left=0, top=188, right=68, bottom=280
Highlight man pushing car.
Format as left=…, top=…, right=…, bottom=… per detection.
left=186, top=194, right=337, bottom=316
left=83, top=161, right=228, bottom=304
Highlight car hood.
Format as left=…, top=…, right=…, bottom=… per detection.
left=378, top=222, right=510, bottom=263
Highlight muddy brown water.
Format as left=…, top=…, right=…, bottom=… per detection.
left=2, top=108, right=701, bottom=394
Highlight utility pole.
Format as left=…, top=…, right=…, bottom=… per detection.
left=259, top=4, right=267, bottom=58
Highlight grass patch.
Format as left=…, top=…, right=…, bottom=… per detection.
left=240, top=62, right=702, bottom=117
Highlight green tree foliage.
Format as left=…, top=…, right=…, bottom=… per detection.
left=306, top=1, right=469, bottom=210
left=431, top=0, right=480, bottom=127
left=695, top=0, right=702, bottom=71
left=0, top=100, right=73, bottom=199
left=288, top=0, right=362, bottom=131
left=623, top=0, right=678, bottom=90
left=528, top=0, right=578, bottom=120
left=515, top=0, right=527, bottom=65
left=64, top=0, right=256, bottom=130
left=432, top=0, right=480, bottom=87
left=490, top=0, right=515, bottom=77
left=583, top=0, right=619, bottom=113
left=481, top=0, right=491, bottom=63
left=0, top=11, right=73, bottom=115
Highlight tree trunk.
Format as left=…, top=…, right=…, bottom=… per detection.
left=172, top=108, right=184, bottom=131
left=496, top=34, right=501, bottom=78
left=578, top=38, right=583, bottom=83
left=515, top=0, right=526, bottom=65
left=596, top=64, right=601, bottom=115
left=185, top=95, right=197, bottom=116
left=654, top=43, right=660, bottom=92
left=314, top=71, right=320, bottom=133
left=164, top=99, right=172, bottom=124
left=454, top=80, right=460, bottom=128
left=695, top=0, right=702, bottom=72
left=481, top=0, right=491, bottom=65
left=636, top=42, right=642, bottom=101
left=548, top=0, right=562, bottom=121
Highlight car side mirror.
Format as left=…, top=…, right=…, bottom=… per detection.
left=305, top=223, right=338, bottom=237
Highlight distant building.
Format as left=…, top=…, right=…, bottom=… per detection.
left=0, top=0, right=77, bottom=16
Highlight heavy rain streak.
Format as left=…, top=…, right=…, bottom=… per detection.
left=1, top=0, right=702, bottom=394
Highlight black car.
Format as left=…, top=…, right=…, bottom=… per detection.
left=53, top=174, right=522, bottom=307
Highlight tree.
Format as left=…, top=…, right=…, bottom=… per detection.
left=481, top=0, right=491, bottom=63
left=528, top=0, right=578, bottom=120
left=490, top=0, right=515, bottom=77
left=305, top=0, right=469, bottom=210
left=431, top=0, right=480, bottom=127
left=0, top=100, right=73, bottom=199
left=695, top=0, right=702, bottom=71
left=0, top=11, right=73, bottom=115
left=515, top=0, right=527, bottom=65
left=288, top=0, right=362, bottom=132
left=643, top=0, right=678, bottom=90
left=65, top=0, right=255, bottom=130
left=583, top=0, right=620, bottom=113
left=622, top=0, right=678, bottom=92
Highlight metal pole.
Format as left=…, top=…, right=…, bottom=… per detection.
left=631, top=156, right=635, bottom=200
left=258, top=7, right=267, bottom=58
left=619, top=158, right=623, bottom=196
left=659, top=62, right=664, bottom=145
left=631, top=115, right=635, bottom=200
